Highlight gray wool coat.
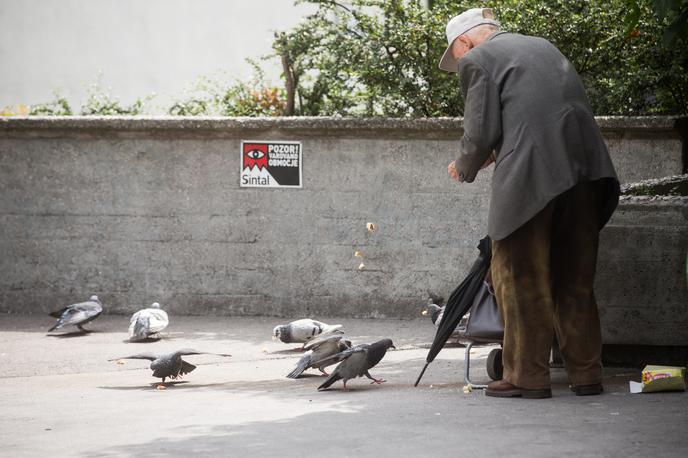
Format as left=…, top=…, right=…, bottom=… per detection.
left=455, top=32, right=620, bottom=241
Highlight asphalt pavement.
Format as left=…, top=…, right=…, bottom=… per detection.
left=1, top=315, right=686, bottom=457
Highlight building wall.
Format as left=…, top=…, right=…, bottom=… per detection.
left=1, top=116, right=686, bottom=345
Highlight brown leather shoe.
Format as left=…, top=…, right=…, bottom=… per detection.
left=570, top=383, right=604, bottom=396
left=485, top=380, right=552, bottom=399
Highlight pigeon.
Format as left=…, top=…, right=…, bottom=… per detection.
left=128, top=302, right=169, bottom=341
left=421, top=294, right=467, bottom=339
left=286, top=334, right=352, bottom=378
left=109, top=349, right=231, bottom=384
left=273, top=319, right=343, bottom=345
left=316, top=338, right=395, bottom=391
left=422, top=293, right=446, bottom=326
left=48, top=295, right=103, bottom=332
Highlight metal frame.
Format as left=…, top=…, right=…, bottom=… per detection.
left=463, top=341, right=489, bottom=389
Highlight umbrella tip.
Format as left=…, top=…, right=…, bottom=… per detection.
left=414, top=363, right=430, bottom=387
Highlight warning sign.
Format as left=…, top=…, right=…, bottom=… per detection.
left=240, top=140, right=302, bottom=188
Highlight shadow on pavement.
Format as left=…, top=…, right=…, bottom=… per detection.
left=45, top=330, right=93, bottom=338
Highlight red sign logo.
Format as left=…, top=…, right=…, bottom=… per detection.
left=243, top=144, right=268, bottom=170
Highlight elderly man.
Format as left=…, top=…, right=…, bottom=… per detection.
left=441, top=8, right=620, bottom=398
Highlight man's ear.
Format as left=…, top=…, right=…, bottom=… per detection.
left=459, top=34, right=474, bottom=50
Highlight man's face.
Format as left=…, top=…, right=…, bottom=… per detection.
left=451, top=35, right=473, bottom=61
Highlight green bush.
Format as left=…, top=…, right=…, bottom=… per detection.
left=27, top=78, right=153, bottom=116
left=168, top=63, right=286, bottom=117
left=29, top=91, right=73, bottom=116
left=272, top=0, right=687, bottom=116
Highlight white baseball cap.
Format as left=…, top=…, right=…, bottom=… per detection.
left=439, top=8, right=499, bottom=72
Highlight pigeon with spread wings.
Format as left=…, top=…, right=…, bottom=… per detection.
left=286, top=334, right=352, bottom=379
left=110, top=349, right=231, bottom=385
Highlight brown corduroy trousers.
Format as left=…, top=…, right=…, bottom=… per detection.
left=491, top=181, right=603, bottom=390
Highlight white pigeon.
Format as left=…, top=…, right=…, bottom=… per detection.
left=273, top=319, right=343, bottom=345
left=128, top=302, right=169, bottom=341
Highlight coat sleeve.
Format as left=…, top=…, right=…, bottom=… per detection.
left=456, top=56, right=502, bottom=183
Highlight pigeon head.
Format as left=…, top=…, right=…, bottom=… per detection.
left=273, top=325, right=284, bottom=340
left=378, top=338, right=395, bottom=350
left=426, top=293, right=444, bottom=306
left=89, top=295, right=101, bottom=303
left=423, top=304, right=443, bottom=324
left=150, top=302, right=161, bottom=309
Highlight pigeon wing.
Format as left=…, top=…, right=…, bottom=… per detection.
left=286, top=350, right=314, bottom=378
left=303, top=334, right=343, bottom=351
left=317, top=351, right=367, bottom=390
left=49, top=306, right=70, bottom=318
left=147, top=308, right=169, bottom=333
left=337, top=349, right=370, bottom=379
left=318, top=324, right=344, bottom=337
left=311, top=344, right=367, bottom=368
left=50, top=307, right=92, bottom=330
left=109, top=352, right=159, bottom=362
left=174, top=349, right=232, bottom=358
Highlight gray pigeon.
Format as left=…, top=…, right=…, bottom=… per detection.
left=422, top=294, right=466, bottom=339
left=273, top=319, right=343, bottom=345
left=110, top=349, right=231, bottom=384
left=316, top=339, right=395, bottom=391
left=286, top=334, right=352, bottom=379
left=128, top=302, right=169, bottom=341
left=48, top=295, right=103, bottom=332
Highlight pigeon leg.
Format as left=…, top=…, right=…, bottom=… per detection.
left=318, top=368, right=330, bottom=376
left=77, top=324, right=90, bottom=333
left=365, top=371, right=386, bottom=384
left=342, top=380, right=348, bottom=391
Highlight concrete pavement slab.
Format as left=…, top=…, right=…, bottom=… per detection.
left=1, top=315, right=686, bottom=457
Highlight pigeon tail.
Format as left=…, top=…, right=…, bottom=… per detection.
left=317, top=372, right=342, bottom=390
left=47, top=322, right=62, bottom=332
left=180, top=360, right=196, bottom=375
left=132, top=316, right=150, bottom=340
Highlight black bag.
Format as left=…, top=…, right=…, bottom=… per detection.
left=463, top=279, right=504, bottom=341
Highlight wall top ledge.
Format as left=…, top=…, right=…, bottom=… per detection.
left=0, top=116, right=684, bottom=139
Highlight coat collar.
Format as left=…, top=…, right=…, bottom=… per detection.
left=487, top=31, right=508, bottom=42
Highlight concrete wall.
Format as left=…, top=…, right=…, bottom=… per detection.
left=597, top=197, right=688, bottom=345
left=0, top=116, right=686, bottom=345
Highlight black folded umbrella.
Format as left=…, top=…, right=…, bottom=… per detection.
left=414, top=236, right=492, bottom=386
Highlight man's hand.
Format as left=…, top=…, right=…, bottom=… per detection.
left=447, top=161, right=463, bottom=182
left=449, top=152, right=495, bottom=182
